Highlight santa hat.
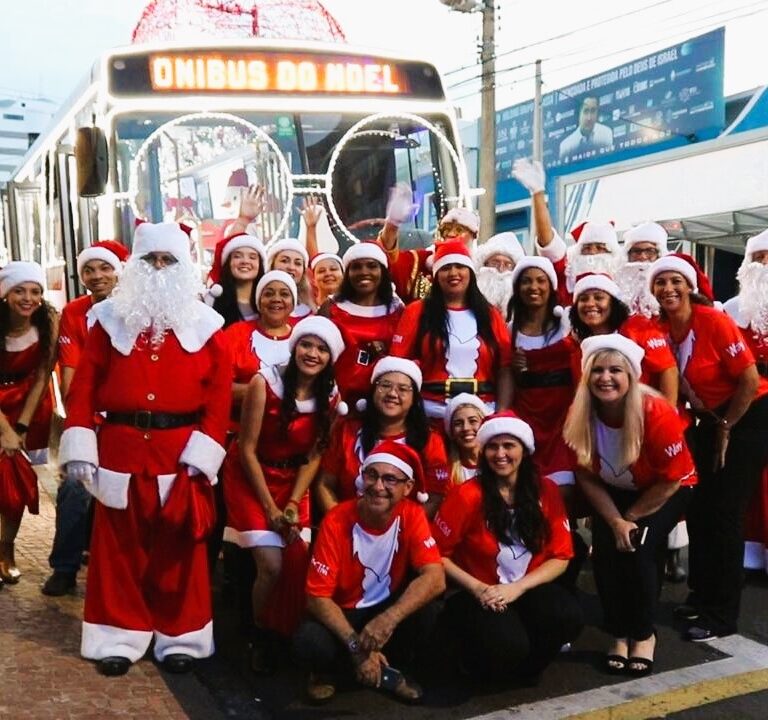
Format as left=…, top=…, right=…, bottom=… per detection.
left=361, top=439, right=429, bottom=504
left=744, top=229, right=768, bottom=263
left=440, top=207, right=480, bottom=235
left=432, top=240, right=475, bottom=275
left=341, top=241, right=388, bottom=271
left=622, top=222, right=668, bottom=256
left=132, top=222, right=191, bottom=262
left=647, top=255, right=699, bottom=295
left=572, top=273, right=622, bottom=302
left=267, top=238, right=309, bottom=267
left=222, top=168, right=249, bottom=206
left=371, top=356, right=422, bottom=390
left=510, top=256, right=558, bottom=291
left=309, top=252, right=343, bottom=272
left=288, top=315, right=345, bottom=364
left=208, top=233, right=267, bottom=285
left=476, top=411, right=535, bottom=455
left=255, top=270, right=298, bottom=307
left=581, top=333, right=645, bottom=379
left=0, top=261, right=45, bottom=299
left=444, top=392, right=488, bottom=435
left=570, top=221, right=619, bottom=255
left=473, top=232, right=525, bottom=268
left=77, top=240, right=129, bottom=277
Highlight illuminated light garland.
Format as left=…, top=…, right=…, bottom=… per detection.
left=127, top=110, right=294, bottom=244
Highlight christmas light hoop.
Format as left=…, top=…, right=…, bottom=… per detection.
left=324, top=112, right=469, bottom=246
left=128, top=111, right=294, bottom=243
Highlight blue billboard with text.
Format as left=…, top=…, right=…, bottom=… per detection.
left=495, top=28, right=725, bottom=179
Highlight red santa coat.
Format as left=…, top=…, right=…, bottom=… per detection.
left=58, top=300, right=231, bottom=664
left=390, top=300, right=512, bottom=416
left=224, top=319, right=292, bottom=386
left=327, top=298, right=403, bottom=403
left=320, top=417, right=449, bottom=502
left=306, top=498, right=441, bottom=609
left=386, top=247, right=432, bottom=303
left=432, top=477, right=573, bottom=586
left=512, top=324, right=579, bottom=485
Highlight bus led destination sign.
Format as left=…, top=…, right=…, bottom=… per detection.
left=149, top=54, right=403, bottom=95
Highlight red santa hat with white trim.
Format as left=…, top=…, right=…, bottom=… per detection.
left=132, top=222, right=191, bottom=262
left=361, top=438, right=429, bottom=504
left=440, top=207, right=480, bottom=235
left=341, top=240, right=389, bottom=270
left=569, top=220, right=619, bottom=254
left=356, top=356, right=423, bottom=413
left=431, top=240, right=475, bottom=275
left=77, top=240, right=129, bottom=277
left=473, top=232, right=525, bottom=268
left=572, top=273, right=622, bottom=302
left=581, top=333, right=645, bottom=379
left=0, top=261, right=45, bottom=298
left=476, top=411, right=535, bottom=454
left=267, top=238, right=309, bottom=267
left=309, top=252, right=343, bottom=272
left=208, top=232, right=267, bottom=285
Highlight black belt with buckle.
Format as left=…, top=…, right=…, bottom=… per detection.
left=0, top=371, right=26, bottom=386
left=515, top=368, right=573, bottom=390
left=105, top=411, right=200, bottom=430
left=260, top=454, right=309, bottom=469
left=422, top=379, right=495, bottom=398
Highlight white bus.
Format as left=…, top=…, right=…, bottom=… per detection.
left=2, top=39, right=471, bottom=306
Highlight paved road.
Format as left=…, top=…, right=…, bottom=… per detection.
left=3, top=466, right=768, bottom=719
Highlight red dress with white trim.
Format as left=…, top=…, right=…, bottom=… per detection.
left=327, top=298, right=403, bottom=403
left=306, top=498, right=441, bottom=608
left=320, top=417, right=449, bottom=503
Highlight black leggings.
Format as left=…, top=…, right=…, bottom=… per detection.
left=591, top=485, right=692, bottom=640
left=441, top=582, right=583, bottom=679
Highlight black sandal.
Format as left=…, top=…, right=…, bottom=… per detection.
left=626, top=656, right=654, bottom=676
left=604, top=654, right=628, bottom=675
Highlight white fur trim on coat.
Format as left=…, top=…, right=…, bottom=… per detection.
left=179, top=430, right=226, bottom=484
left=535, top=230, right=567, bottom=262
left=154, top=620, right=214, bottom=661
left=58, top=426, right=99, bottom=469
left=81, top=622, right=153, bottom=663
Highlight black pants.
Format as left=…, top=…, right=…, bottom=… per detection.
left=687, top=395, right=768, bottom=633
left=591, top=485, right=692, bottom=640
left=441, top=582, right=583, bottom=680
left=293, top=597, right=440, bottom=676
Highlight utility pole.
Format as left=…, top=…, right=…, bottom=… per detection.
left=531, top=59, right=543, bottom=246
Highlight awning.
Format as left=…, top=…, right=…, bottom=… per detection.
left=659, top=205, right=768, bottom=254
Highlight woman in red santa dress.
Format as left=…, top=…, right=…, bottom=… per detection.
left=723, top=230, right=768, bottom=574
left=390, top=241, right=512, bottom=421
left=649, top=255, right=768, bottom=641
left=317, top=241, right=403, bottom=406
left=564, top=334, right=696, bottom=675
left=316, top=356, right=449, bottom=520
left=267, top=238, right=314, bottom=319
left=309, top=252, right=343, bottom=307
left=208, top=233, right=266, bottom=328
left=569, top=273, right=678, bottom=403
left=432, top=412, right=583, bottom=684
left=0, top=262, right=58, bottom=584
left=223, top=316, right=345, bottom=671
left=443, top=393, right=487, bottom=489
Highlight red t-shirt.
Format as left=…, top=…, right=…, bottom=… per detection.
left=590, top=393, right=697, bottom=491
left=58, top=295, right=94, bottom=369
left=306, top=499, right=441, bottom=608
left=432, top=476, right=573, bottom=586
left=661, top=305, right=768, bottom=410
left=321, top=418, right=449, bottom=500
left=620, top=315, right=676, bottom=387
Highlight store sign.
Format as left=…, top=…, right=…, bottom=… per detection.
left=495, top=28, right=725, bottom=179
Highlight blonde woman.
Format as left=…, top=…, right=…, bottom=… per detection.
left=563, top=334, right=696, bottom=677
left=443, top=393, right=487, bottom=487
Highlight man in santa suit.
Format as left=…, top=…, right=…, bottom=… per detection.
left=42, top=241, right=129, bottom=597
left=294, top=440, right=445, bottom=704
left=724, top=229, right=768, bottom=573
left=512, top=158, right=621, bottom=304
left=473, top=231, right=526, bottom=317
left=58, top=222, right=231, bottom=677
left=615, top=222, right=668, bottom=319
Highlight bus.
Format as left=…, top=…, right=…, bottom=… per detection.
left=0, top=39, right=472, bottom=307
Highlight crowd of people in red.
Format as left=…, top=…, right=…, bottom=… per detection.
left=1, top=159, right=767, bottom=705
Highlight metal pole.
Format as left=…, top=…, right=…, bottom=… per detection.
left=478, top=0, right=496, bottom=238
left=531, top=59, right=543, bottom=248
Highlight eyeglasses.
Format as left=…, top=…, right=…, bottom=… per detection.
left=361, top=467, right=410, bottom=487
left=141, top=252, right=178, bottom=267
left=627, top=246, right=659, bottom=260
left=375, top=380, right=414, bottom=395
left=485, top=257, right=515, bottom=272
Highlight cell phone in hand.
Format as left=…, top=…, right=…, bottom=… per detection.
left=629, top=526, right=648, bottom=548
left=379, top=665, right=404, bottom=691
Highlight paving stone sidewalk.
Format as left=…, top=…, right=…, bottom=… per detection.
left=0, top=466, right=221, bottom=720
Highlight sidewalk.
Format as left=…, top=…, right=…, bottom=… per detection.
left=0, top=465, right=216, bottom=720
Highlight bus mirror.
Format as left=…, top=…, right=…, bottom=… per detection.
left=75, top=127, right=109, bottom=197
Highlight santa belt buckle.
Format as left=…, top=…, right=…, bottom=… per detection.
left=134, top=411, right=153, bottom=431
left=444, top=378, right=478, bottom=397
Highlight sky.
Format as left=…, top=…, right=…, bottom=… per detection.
left=1, top=0, right=767, bottom=118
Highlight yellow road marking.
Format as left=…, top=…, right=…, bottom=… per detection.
left=567, top=668, right=768, bottom=719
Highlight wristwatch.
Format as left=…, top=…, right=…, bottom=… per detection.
left=346, top=633, right=361, bottom=655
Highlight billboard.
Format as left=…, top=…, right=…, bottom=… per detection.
left=495, top=28, right=725, bottom=178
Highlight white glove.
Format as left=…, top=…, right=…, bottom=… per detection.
left=512, top=158, right=545, bottom=195
left=67, top=461, right=96, bottom=484
left=385, top=182, right=419, bottom=227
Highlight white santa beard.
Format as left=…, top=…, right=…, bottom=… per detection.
left=737, top=262, right=768, bottom=336
left=614, top=262, right=659, bottom=318
left=476, top=266, right=514, bottom=314
left=565, top=249, right=620, bottom=290
left=110, top=259, right=206, bottom=347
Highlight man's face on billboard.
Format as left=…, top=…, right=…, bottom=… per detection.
left=579, top=97, right=599, bottom=134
